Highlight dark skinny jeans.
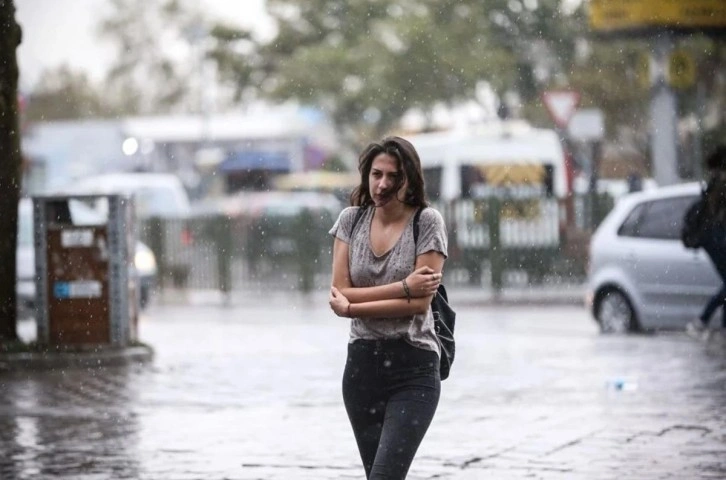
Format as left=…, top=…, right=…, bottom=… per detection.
left=700, top=225, right=726, bottom=328
left=342, top=338, right=440, bottom=480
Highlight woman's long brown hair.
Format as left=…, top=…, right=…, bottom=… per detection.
left=349, top=136, right=428, bottom=209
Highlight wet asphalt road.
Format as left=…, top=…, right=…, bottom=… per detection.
left=1, top=291, right=725, bottom=479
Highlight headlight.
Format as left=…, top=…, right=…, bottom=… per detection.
left=135, top=248, right=157, bottom=275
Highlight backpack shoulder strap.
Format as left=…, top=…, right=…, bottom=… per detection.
left=356, top=206, right=425, bottom=241
left=350, top=206, right=367, bottom=237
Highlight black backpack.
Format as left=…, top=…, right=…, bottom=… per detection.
left=351, top=206, right=456, bottom=380
left=681, top=190, right=707, bottom=249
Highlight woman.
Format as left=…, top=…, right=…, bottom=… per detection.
left=687, top=146, right=726, bottom=340
left=328, top=136, right=448, bottom=479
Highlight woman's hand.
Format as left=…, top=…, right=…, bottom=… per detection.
left=405, top=266, right=442, bottom=297
left=329, top=286, right=351, bottom=317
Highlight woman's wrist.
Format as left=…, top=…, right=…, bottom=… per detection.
left=401, top=278, right=411, bottom=303
left=347, top=302, right=352, bottom=318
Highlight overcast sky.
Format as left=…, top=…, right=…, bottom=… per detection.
left=15, top=0, right=272, bottom=90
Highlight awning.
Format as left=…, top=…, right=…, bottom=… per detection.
left=273, top=171, right=359, bottom=191
left=219, top=151, right=290, bottom=172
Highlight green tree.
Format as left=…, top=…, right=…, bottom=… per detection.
left=554, top=41, right=651, bottom=134
left=673, top=38, right=726, bottom=155
left=0, top=0, right=22, bottom=342
left=474, top=1, right=650, bottom=137
left=98, top=0, right=211, bottom=114
left=566, top=34, right=726, bottom=164
left=212, top=0, right=641, bottom=142
left=25, top=65, right=112, bottom=121
left=206, top=24, right=257, bottom=103
left=480, top=0, right=587, bottom=99
left=248, top=0, right=514, bottom=139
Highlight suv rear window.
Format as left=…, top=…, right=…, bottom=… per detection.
left=618, top=195, right=698, bottom=240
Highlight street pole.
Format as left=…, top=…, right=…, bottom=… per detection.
left=693, top=80, right=706, bottom=180
left=649, top=32, right=680, bottom=186
left=589, top=141, right=602, bottom=229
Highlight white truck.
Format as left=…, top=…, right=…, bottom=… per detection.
left=408, top=122, right=572, bottom=283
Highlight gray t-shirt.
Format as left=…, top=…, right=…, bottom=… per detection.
left=329, top=206, right=448, bottom=355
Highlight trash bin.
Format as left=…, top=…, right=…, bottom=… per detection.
left=33, top=195, right=137, bottom=347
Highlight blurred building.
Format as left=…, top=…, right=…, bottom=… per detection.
left=21, top=119, right=126, bottom=195
left=21, top=105, right=340, bottom=199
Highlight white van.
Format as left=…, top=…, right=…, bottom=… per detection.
left=409, top=123, right=569, bottom=251
left=408, top=121, right=569, bottom=201
left=67, top=173, right=191, bottom=219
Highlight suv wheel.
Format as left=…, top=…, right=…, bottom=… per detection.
left=596, top=289, right=637, bottom=333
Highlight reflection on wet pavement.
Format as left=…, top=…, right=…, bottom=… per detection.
left=1, top=298, right=726, bottom=479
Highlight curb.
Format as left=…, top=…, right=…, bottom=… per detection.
left=0, top=344, right=154, bottom=372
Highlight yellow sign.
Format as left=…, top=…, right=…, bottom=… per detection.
left=476, top=163, right=545, bottom=187
left=635, top=52, right=650, bottom=89
left=590, top=0, right=726, bottom=32
left=500, top=199, right=541, bottom=220
left=668, top=50, right=696, bottom=89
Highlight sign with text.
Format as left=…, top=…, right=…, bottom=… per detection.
left=568, top=109, right=605, bottom=142
left=54, top=281, right=103, bottom=299
left=590, top=0, right=726, bottom=34
left=668, top=50, right=696, bottom=89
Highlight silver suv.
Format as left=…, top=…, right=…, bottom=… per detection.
left=587, top=182, right=721, bottom=333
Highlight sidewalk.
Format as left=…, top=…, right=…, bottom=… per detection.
left=2, top=301, right=725, bottom=479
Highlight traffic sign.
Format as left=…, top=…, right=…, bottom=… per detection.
left=668, top=49, right=696, bottom=90
left=541, top=90, right=581, bottom=129
left=568, top=109, right=605, bottom=141
left=590, top=0, right=726, bottom=34
left=635, top=52, right=650, bottom=89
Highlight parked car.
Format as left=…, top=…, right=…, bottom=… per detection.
left=191, top=190, right=342, bottom=273
left=242, top=191, right=342, bottom=264
left=586, top=182, right=721, bottom=333
left=16, top=198, right=158, bottom=319
left=67, top=173, right=191, bottom=218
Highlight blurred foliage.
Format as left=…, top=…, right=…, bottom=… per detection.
left=234, top=0, right=599, bottom=139
left=673, top=39, right=726, bottom=175
left=254, top=0, right=514, bottom=138
left=210, top=0, right=657, bottom=143
left=480, top=0, right=587, bottom=97
left=565, top=41, right=652, bottom=136
left=206, top=24, right=257, bottom=103
left=320, top=154, right=348, bottom=173
left=24, top=66, right=113, bottom=121
left=20, top=0, right=726, bottom=152
left=236, top=0, right=724, bottom=147
left=674, top=38, right=726, bottom=150
left=98, top=0, right=207, bottom=114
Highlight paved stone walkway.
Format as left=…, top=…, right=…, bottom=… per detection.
left=1, top=294, right=725, bottom=479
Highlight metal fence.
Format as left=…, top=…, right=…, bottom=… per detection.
left=140, top=192, right=613, bottom=294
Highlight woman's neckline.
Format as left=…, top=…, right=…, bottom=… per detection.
left=367, top=207, right=417, bottom=258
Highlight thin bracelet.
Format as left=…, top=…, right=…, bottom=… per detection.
left=402, top=279, right=411, bottom=303
left=347, top=303, right=352, bottom=318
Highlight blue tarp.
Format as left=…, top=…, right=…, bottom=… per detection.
left=219, top=151, right=290, bottom=172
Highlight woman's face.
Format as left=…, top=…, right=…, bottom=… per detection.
left=369, top=152, right=407, bottom=208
